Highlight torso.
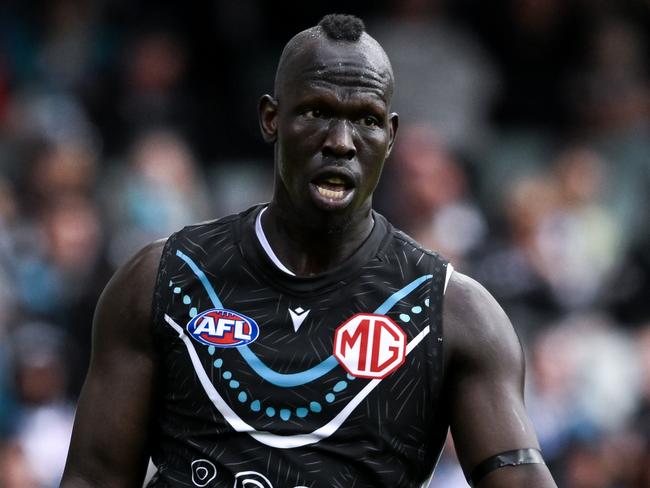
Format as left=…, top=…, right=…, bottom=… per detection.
left=148, top=205, right=451, bottom=488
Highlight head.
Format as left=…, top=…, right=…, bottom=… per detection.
left=259, top=14, right=398, bottom=233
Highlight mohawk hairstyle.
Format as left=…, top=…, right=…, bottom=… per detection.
left=318, top=14, right=365, bottom=42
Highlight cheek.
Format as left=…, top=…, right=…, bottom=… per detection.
left=361, top=127, right=390, bottom=153
left=356, top=133, right=391, bottom=197
left=276, top=121, right=302, bottom=179
left=276, top=121, right=322, bottom=190
left=360, top=131, right=390, bottom=168
left=367, top=160, right=386, bottom=189
left=279, top=119, right=323, bottom=162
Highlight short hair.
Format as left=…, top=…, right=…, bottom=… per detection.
left=318, top=14, right=365, bottom=42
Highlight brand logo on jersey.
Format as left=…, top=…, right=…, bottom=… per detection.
left=289, top=307, right=310, bottom=332
left=333, top=313, right=406, bottom=379
left=187, top=309, right=259, bottom=348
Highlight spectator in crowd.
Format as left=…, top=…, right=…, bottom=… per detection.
left=376, top=123, right=486, bottom=269
left=372, top=0, right=499, bottom=153
left=0, top=441, right=37, bottom=488
left=103, top=128, right=210, bottom=267
left=9, top=322, right=75, bottom=488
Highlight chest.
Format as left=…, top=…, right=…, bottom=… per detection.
left=157, top=256, right=443, bottom=435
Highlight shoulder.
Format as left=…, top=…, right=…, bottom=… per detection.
left=384, top=216, right=438, bottom=256
left=109, top=239, right=167, bottom=303
left=443, top=271, right=524, bottom=375
left=177, top=205, right=262, bottom=235
left=379, top=215, right=445, bottom=268
left=444, top=271, right=509, bottom=337
left=121, top=239, right=167, bottom=275
left=164, top=205, right=262, bottom=253
left=93, top=239, right=167, bottom=349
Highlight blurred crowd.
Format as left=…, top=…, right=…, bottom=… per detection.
left=0, top=0, right=648, bottom=487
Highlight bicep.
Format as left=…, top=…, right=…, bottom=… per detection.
left=62, top=243, right=163, bottom=488
left=444, top=273, right=555, bottom=486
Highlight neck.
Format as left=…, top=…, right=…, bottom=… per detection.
left=262, top=201, right=374, bottom=276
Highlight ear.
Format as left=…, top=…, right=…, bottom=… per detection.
left=385, top=112, right=399, bottom=158
left=259, top=94, right=279, bottom=144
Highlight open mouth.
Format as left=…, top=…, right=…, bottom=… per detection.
left=309, top=171, right=356, bottom=209
left=314, top=176, right=352, bottom=200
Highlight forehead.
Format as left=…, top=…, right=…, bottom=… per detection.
left=280, top=36, right=393, bottom=101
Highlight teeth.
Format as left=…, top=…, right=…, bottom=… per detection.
left=317, top=185, right=346, bottom=200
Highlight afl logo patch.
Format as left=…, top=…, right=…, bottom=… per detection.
left=187, top=309, right=259, bottom=348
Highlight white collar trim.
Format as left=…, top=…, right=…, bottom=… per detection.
left=255, top=207, right=296, bottom=276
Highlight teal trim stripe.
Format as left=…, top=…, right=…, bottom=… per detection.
left=176, top=250, right=223, bottom=309
left=238, top=348, right=340, bottom=387
left=374, top=274, right=433, bottom=314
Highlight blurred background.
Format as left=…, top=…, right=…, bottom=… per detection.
left=0, top=0, right=648, bottom=486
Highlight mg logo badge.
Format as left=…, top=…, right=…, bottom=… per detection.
left=333, top=313, right=407, bottom=379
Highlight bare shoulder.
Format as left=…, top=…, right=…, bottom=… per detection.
left=108, top=239, right=167, bottom=299
left=443, top=270, right=524, bottom=374
left=93, top=239, right=167, bottom=350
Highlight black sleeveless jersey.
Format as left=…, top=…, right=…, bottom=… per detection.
left=149, top=205, right=451, bottom=488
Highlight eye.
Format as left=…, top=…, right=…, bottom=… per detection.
left=304, top=108, right=325, bottom=119
left=358, top=115, right=380, bottom=127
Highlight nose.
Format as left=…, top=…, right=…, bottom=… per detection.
left=322, top=119, right=356, bottom=160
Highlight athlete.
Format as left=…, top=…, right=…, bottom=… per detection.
left=61, top=14, right=557, bottom=488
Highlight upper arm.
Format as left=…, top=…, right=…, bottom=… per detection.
left=443, top=272, right=556, bottom=487
left=61, top=240, right=166, bottom=488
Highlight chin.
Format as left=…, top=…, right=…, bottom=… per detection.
left=306, top=203, right=365, bottom=236
left=323, top=214, right=356, bottom=234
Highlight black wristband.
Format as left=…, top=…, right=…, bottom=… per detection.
left=468, top=448, right=545, bottom=486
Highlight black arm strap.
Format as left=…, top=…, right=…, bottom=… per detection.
left=468, top=448, right=545, bottom=486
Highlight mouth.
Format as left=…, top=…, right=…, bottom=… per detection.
left=309, top=170, right=356, bottom=210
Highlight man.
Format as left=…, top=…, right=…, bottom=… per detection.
left=61, top=14, right=557, bottom=488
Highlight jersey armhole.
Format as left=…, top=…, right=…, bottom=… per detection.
left=437, top=260, right=454, bottom=407
left=443, top=263, right=454, bottom=295
left=425, top=256, right=449, bottom=408
left=151, top=232, right=178, bottom=331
